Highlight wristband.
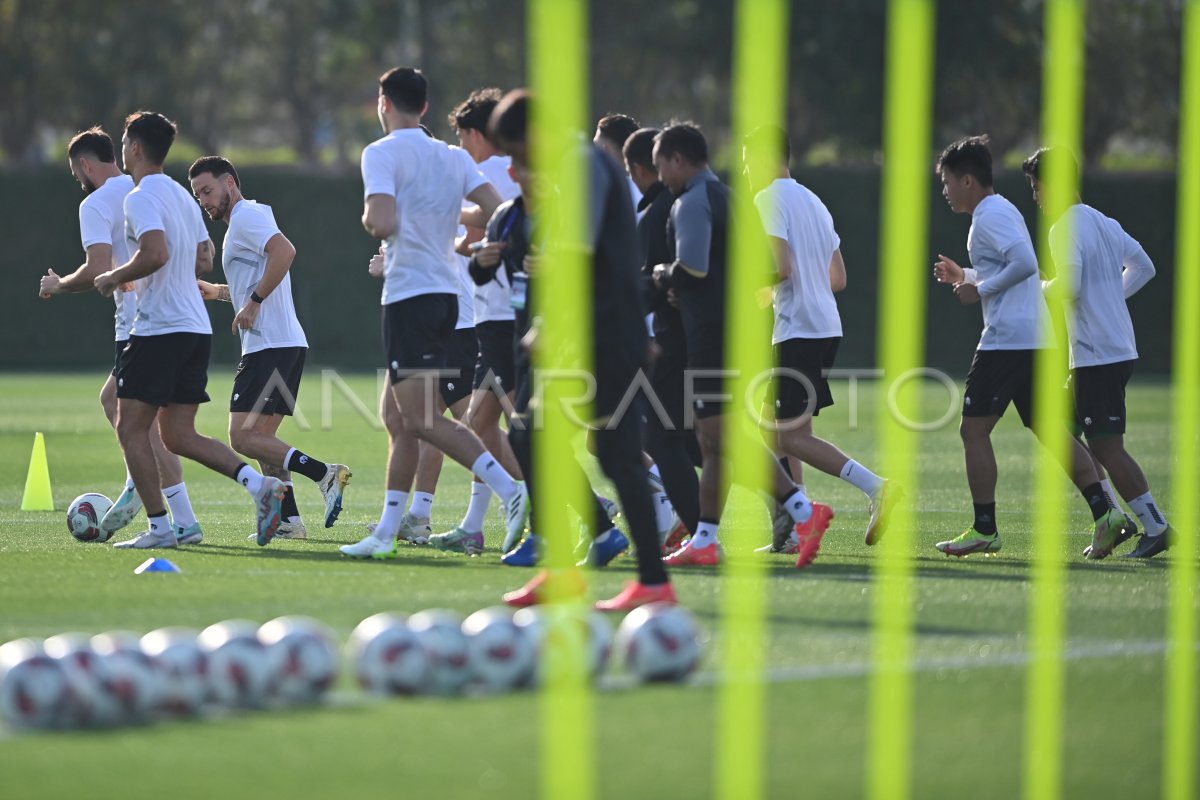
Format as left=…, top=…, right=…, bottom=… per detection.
left=250, top=291, right=264, bottom=304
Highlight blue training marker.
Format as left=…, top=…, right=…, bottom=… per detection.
left=134, top=558, right=182, bottom=574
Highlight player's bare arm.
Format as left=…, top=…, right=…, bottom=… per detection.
left=933, top=253, right=964, bottom=284
left=197, top=280, right=231, bottom=302
left=829, top=248, right=847, bottom=292
left=362, top=194, right=397, bottom=239
left=195, top=240, right=214, bottom=276
left=94, top=230, right=169, bottom=297
left=232, top=232, right=296, bottom=333
left=461, top=183, right=501, bottom=228
left=767, top=235, right=795, bottom=281
left=39, top=243, right=113, bottom=298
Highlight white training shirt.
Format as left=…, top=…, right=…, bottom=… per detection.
left=123, top=173, right=212, bottom=337
left=471, top=154, right=523, bottom=324
left=960, top=193, right=1047, bottom=351
left=361, top=129, right=489, bottom=306
left=1048, top=204, right=1155, bottom=369
left=222, top=199, right=308, bottom=355
left=80, top=174, right=136, bottom=341
left=754, top=178, right=844, bottom=343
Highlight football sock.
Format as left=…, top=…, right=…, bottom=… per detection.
left=779, top=486, right=813, bottom=524
left=280, top=482, right=300, bottom=520
left=374, top=490, right=408, bottom=541
left=124, top=472, right=136, bottom=492
left=285, top=447, right=329, bottom=483
left=461, top=481, right=492, bottom=533
left=840, top=459, right=885, bottom=499
left=652, top=491, right=675, bottom=533
left=973, top=502, right=997, bottom=535
left=1128, top=491, right=1168, bottom=536
left=778, top=454, right=794, bottom=481
left=148, top=511, right=171, bottom=536
left=470, top=452, right=518, bottom=501
left=648, top=463, right=662, bottom=481
left=409, top=491, right=435, bottom=520
left=163, top=482, right=197, bottom=528
left=1081, top=482, right=1109, bottom=522
left=234, top=463, right=265, bottom=495
left=689, top=519, right=720, bottom=548
left=1099, top=478, right=1119, bottom=509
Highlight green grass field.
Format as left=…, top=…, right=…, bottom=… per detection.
left=0, top=372, right=1190, bottom=800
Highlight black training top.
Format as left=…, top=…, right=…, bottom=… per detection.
left=665, top=167, right=730, bottom=356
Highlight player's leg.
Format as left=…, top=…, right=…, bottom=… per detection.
left=110, top=397, right=175, bottom=548
left=664, top=410, right=728, bottom=566
left=227, top=412, right=304, bottom=540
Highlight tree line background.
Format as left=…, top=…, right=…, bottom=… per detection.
left=0, top=0, right=1185, bottom=171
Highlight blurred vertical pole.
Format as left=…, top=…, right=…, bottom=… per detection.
left=528, top=1, right=594, bottom=799
left=1165, top=3, right=1199, bottom=799
left=1024, top=2, right=1085, bottom=800
left=865, top=2, right=934, bottom=800
left=715, top=1, right=788, bottom=799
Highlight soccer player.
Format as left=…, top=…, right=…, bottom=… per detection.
left=92, top=110, right=285, bottom=549
left=594, top=113, right=643, bottom=211
left=38, top=127, right=200, bottom=543
left=485, top=90, right=675, bottom=611
left=651, top=123, right=815, bottom=567
left=930, top=135, right=1125, bottom=557
left=188, top=155, right=352, bottom=540
left=742, top=125, right=897, bottom=567
left=343, top=67, right=527, bottom=559
left=1021, top=147, right=1171, bottom=558
left=623, top=126, right=701, bottom=549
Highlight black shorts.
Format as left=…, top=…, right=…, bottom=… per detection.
left=116, top=333, right=212, bottom=407
left=382, top=294, right=458, bottom=385
left=773, top=337, right=839, bottom=420
left=230, top=347, right=306, bottom=416
left=648, top=341, right=690, bottom=432
left=686, top=345, right=728, bottom=421
left=962, top=349, right=1036, bottom=428
left=1071, top=360, right=1134, bottom=439
left=113, top=339, right=128, bottom=376
left=473, top=320, right=516, bottom=394
left=441, top=327, right=478, bottom=407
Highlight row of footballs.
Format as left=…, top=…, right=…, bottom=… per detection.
left=0, top=603, right=703, bottom=731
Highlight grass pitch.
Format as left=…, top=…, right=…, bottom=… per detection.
left=0, top=372, right=1189, bottom=800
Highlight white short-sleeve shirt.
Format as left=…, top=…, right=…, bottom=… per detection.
left=966, top=194, right=1047, bottom=350
left=80, top=174, right=137, bottom=340
left=123, top=173, right=212, bottom=336
left=1049, top=204, right=1143, bottom=368
left=755, top=179, right=843, bottom=343
left=472, top=154, right=522, bottom=324
left=222, top=199, right=308, bottom=355
left=361, top=129, right=488, bottom=306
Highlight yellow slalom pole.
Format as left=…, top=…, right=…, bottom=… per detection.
left=865, top=2, right=935, bottom=800
left=528, top=1, right=594, bottom=799
left=1024, top=3, right=1086, bottom=800
left=1165, top=3, right=1200, bottom=799
left=715, top=1, right=789, bottom=798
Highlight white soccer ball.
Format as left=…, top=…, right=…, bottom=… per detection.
left=407, top=609, right=472, bottom=695
left=67, top=493, right=114, bottom=543
left=0, top=638, right=75, bottom=730
left=43, top=632, right=123, bottom=727
left=198, top=620, right=273, bottom=709
left=462, top=607, right=535, bottom=692
left=347, top=613, right=430, bottom=697
left=140, top=627, right=208, bottom=716
left=614, top=603, right=702, bottom=683
left=513, top=606, right=613, bottom=686
left=258, top=616, right=340, bottom=705
left=90, top=631, right=163, bottom=724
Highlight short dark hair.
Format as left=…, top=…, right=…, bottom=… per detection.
left=123, top=110, right=177, bottom=165
left=379, top=67, right=427, bottom=115
left=449, top=88, right=503, bottom=133
left=1021, top=146, right=1079, bottom=186
left=622, top=127, right=660, bottom=170
left=487, top=89, right=529, bottom=148
left=595, top=113, right=640, bottom=149
left=654, top=123, right=708, bottom=166
left=743, top=124, right=791, bottom=165
left=188, top=155, right=241, bottom=189
left=67, top=127, right=115, bottom=163
left=937, top=134, right=993, bottom=187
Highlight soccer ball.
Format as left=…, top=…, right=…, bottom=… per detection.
left=67, top=493, right=114, bottom=542
left=513, top=606, right=613, bottom=686
left=198, top=620, right=273, bottom=709
left=43, top=631, right=131, bottom=727
left=462, top=607, right=535, bottom=692
left=140, top=627, right=208, bottom=716
left=614, top=603, right=702, bottom=683
left=0, top=638, right=75, bottom=730
left=347, top=613, right=431, bottom=697
left=407, top=609, right=472, bottom=696
left=90, top=631, right=163, bottom=725
left=258, top=616, right=340, bottom=705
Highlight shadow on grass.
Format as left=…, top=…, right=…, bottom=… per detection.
left=187, top=542, right=477, bottom=569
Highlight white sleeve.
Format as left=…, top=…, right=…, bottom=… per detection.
left=240, top=209, right=281, bottom=255
left=975, top=213, right=1038, bottom=298
left=123, top=192, right=163, bottom=242
left=753, top=189, right=788, bottom=240
left=361, top=144, right=397, bottom=198
left=460, top=148, right=488, bottom=198
left=1120, top=231, right=1155, bottom=298
left=1047, top=222, right=1080, bottom=299
left=79, top=201, right=112, bottom=250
